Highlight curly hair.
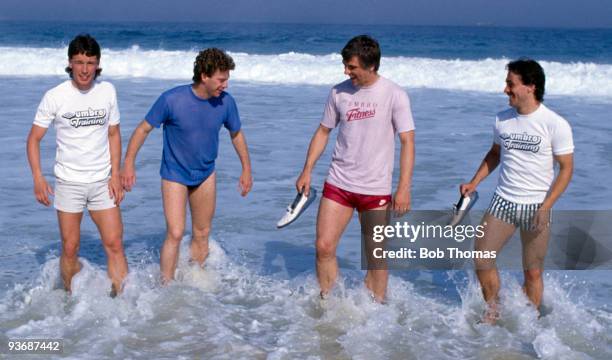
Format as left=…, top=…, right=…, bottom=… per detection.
left=65, top=34, right=102, bottom=79
left=192, top=48, right=235, bottom=83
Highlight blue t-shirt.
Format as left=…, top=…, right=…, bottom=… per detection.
left=145, top=85, right=241, bottom=186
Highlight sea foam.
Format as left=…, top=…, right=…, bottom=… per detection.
left=2, top=46, right=611, bottom=97
left=0, top=236, right=609, bottom=359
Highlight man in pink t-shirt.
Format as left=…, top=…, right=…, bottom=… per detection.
left=296, top=35, right=416, bottom=302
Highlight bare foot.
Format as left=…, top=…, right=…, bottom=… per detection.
left=109, top=284, right=118, bottom=298
left=480, top=303, right=500, bottom=325
left=188, top=258, right=206, bottom=269
left=369, top=291, right=386, bottom=304
left=62, top=260, right=83, bottom=293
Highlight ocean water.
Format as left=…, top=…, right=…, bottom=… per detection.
left=0, top=22, right=611, bottom=359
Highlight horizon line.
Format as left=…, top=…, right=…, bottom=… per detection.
left=0, top=19, right=611, bottom=30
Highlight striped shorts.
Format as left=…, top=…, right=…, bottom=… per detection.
left=486, top=193, right=549, bottom=231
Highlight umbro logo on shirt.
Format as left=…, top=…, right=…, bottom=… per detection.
left=62, top=108, right=107, bottom=128
left=500, top=132, right=541, bottom=153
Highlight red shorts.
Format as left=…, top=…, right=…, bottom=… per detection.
left=322, top=182, right=391, bottom=212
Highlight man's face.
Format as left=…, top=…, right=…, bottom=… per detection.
left=202, top=70, right=230, bottom=98
left=69, top=53, right=99, bottom=90
left=504, top=71, right=536, bottom=108
left=343, top=56, right=375, bottom=87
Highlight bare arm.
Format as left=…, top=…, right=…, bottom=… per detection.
left=108, top=124, right=124, bottom=205
left=121, top=120, right=154, bottom=191
left=393, top=130, right=415, bottom=214
left=460, top=143, right=501, bottom=195
left=532, top=153, right=573, bottom=230
left=541, top=153, right=573, bottom=209
left=295, top=125, right=332, bottom=196
left=26, top=125, right=53, bottom=206
left=230, top=130, right=253, bottom=196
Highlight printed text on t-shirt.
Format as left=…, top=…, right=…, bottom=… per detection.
left=346, top=101, right=378, bottom=122
left=500, top=132, right=541, bottom=153
left=62, top=108, right=107, bottom=128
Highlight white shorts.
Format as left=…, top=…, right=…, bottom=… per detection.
left=54, top=178, right=116, bottom=213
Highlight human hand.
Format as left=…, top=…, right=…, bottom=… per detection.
left=531, top=207, right=551, bottom=232
left=109, top=174, right=125, bottom=206
left=295, top=171, right=311, bottom=196
left=459, top=182, right=477, bottom=196
left=392, top=188, right=411, bottom=216
left=121, top=162, right=136, bottom=191
left=239, top=168, right=253, bottom=196
left=33, top=175, right=53, bottom=206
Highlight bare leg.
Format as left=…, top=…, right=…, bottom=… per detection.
left=474, top=213, right=516, bottom=323
left=359, top=205, right=390, bottom=302
left=188, top=173, right=216, bottom=266
left=520, top=226, right=550, bottom=309
left=160, top=179, right=188, bottom=283
left=57, top=211, right=84, bottom=292
left=89, top=207, right=128, bottom=296
left=316, top=197, right=354, bottom=297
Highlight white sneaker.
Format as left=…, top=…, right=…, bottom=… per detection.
left=277, top=188, right=318, bottom=228
left=448, top=191, right=479, bottom=226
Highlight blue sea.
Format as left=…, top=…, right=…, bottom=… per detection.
left=1, top=22, right=611, bottom=359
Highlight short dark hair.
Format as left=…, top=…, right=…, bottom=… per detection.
left=65, top=34, right=102, bottom=79
left=506, top=58, right=545, bottom=102
left=341, top=35, right=381, bottom=72
left=192, top=48, right=235, bottom=83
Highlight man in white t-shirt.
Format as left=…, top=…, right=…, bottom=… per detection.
left=460, top=59, right=574, bottom=323
left=26, top=34, right=128, bottom=297
left=296, top=35, right=416, bottom=302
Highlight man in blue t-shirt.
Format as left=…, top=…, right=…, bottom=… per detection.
left=121, top=48, right=253, bottom=283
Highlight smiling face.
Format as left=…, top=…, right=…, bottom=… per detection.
left=343, top=56, right=377, bottom=87
left=504, top=71, right=537, bottom=110
left=201, top=70, right=230, bottom=98
left=69, top=53, right=99, bottom=91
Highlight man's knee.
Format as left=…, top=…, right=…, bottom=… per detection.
left=523, top=252, right=546, bottom=272
left=62, top=241, right=80, bottom=259
left=166, top=227, right=185, bottom=245
left=192, top=225, right=211, bottom=240
left=316, top=239, right=336, bottom=260
left=103, top=235, right=124, bottom=256
left=476, top=269, right=498, bottom=285
left=367, top=269, right=388, bottom=280
left=474, top=258, right=496, bottom=271
left=524, top=268, right=543, bottom=283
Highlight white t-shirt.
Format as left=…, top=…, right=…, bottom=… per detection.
left=321, top=76, right=415, bottom=195
left=494, top=103, right=574, bottom=204
left=34, top=80, right=120, bottom=183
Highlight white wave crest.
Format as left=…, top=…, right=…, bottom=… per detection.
left=1, top=46, right=611, bottom=97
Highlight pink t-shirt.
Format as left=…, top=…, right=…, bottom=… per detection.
left=321, top=76, right=415, bottom=195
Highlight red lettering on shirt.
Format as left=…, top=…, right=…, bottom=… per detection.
left=346, top=108, right=376, bottom=122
